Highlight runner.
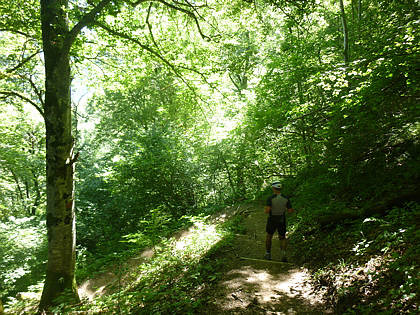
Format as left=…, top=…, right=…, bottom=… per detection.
left=264, top=182, right=294, bottom=261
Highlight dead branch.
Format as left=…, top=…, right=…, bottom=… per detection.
left=25, top=75, right=45, bottom=108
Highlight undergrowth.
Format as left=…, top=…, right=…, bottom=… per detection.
left=288, top=201, right=419, bottom=314
left=5, top=195, right=418, bottom=315
left=71, top=213, right=242, bottom=314
left=4, top=205, right=244, bottom=314
left=0, top=216, right=47, bottom=306
left=75, top=203, right=230, bottom=284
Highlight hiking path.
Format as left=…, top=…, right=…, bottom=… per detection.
left=78, top=201, right=333, bottom=314
left=197, top=201, right=332, bottom=314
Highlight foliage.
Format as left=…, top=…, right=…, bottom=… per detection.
left=63, top=213, right=241, bottom=314
left=0, top=216, right=47, bottom=304
left=0, top=105, right=45, bottom=218
left=0, top=0, right=419, bottom=313
left=288, top=202, right=419, bottom=314
left=247, top=0, right=419, bottom=199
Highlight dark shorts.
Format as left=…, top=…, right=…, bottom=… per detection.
left=266, top=215, right=286, bottom=237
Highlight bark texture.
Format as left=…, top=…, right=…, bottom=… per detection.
left=38, top=0, right=113, bottom=310
left=38, top=0, right=79, bottom=310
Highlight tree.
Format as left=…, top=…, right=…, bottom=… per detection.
left=38, top=0, right=115, bottom=309
left=339, top=0, right=349, bottom=64
left=0, top=0, right=219, bottom=310
left=247, top=0, right=419, bottom=205
left=0, top=105, right=45, bottom=217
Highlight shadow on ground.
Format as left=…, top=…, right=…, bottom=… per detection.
left=198, top=202, right=332, bottom=315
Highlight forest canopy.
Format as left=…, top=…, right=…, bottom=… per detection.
left=0, top=0, right=419, bottom=313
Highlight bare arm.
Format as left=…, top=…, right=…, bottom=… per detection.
left=264, top=206, right=271, bottom=214
left=286, top=198, right=294, bottom=213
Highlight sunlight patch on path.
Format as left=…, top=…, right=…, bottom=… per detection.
left=201, top=202, right=332, bottom=314
left=217, top=265, right=324, bottom=312
left=78, top=214, right=228, bottom=301
left=78, top=271, right=116, bottom=301
left=174, top=221, right=219, bottom=253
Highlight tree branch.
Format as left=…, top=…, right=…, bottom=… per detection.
left=94, top=21, right=212, bottom=120
left=144, top=2, right=215, bottom=88
left=0, top=29, right=35, bottom=39
left=0, top=91, right=44, bottom=117
left=229, top=72, right=242, bottom=92
left=95, top=20, right=219, bottom=93
left=183, top=0, right=206, bottom=19
left=6, top=50, right=42, bottom=73
left=146, top=3, right=160, bottom=50
left=277, top=6, right=309, bottom=33
left=173, top=0, right=207, bottom=9
left=95, top=21, right=184, bottom=72
left=154, top=0, right=210, bottom=41
left=65, top=0, right=114, bottom=51
left=129, top=0, right=153, bottom=7
left=26, top=75, right=45, bottom=108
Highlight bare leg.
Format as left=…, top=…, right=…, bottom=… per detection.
left=279, top=237, right=287, bottom=251
left=279, top=236, right=287, bottom=261
left=266, top=233, right=273, bottom=252
left=265, top=233, right=273, bottom=259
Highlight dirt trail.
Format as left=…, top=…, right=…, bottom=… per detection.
left=78, top=202, right=332, bottom=314
left=199, top=202, right=332, bottom=314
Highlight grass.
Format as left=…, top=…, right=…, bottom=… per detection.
left=4, top=206, right=244, bottom=314
left=5, top=198, right=417, bottom=314
left=71, top=213, right=241, bottom=314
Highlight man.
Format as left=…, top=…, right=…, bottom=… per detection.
left=264, top=182, right=294, bottom=261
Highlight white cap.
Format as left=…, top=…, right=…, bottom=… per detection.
left=271, top=182, right=282, bottom=189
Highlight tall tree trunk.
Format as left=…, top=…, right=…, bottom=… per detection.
left=357, top=0, right=362, bottom=44
left=38, top=0, right=79, bottom=310
left=339, top=0, right=350, bottom=64
left=9, top=168, right=26, bottom=212
left=221, top=155, right=237, bottom=197
left=31, top=171, right=41, bottom=215
left=25, top=180, right=31, bottom=215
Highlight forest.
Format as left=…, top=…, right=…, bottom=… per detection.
left=0, top=0, right=419, bottom=314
